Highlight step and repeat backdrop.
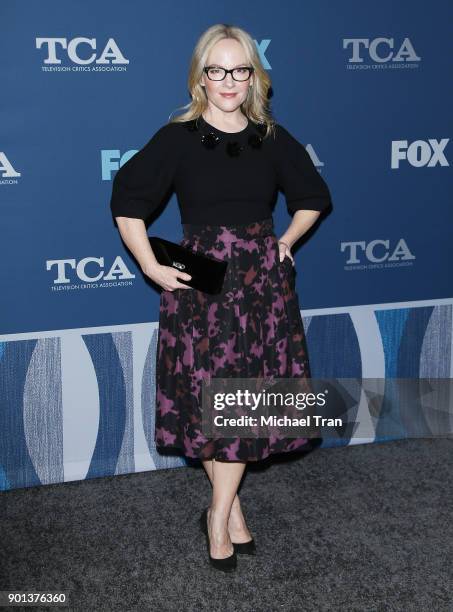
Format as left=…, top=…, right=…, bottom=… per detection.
left=1, top=1, right=452, bottom=490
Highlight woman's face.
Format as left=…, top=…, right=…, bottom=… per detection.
left=201, top=38, right=253, bottom=115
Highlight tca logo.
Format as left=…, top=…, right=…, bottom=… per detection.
left=36, top=37, right=129, bottom=65
left=47, top=256, right=135, bottom=283
left=391, top=139, right=449, bottom=169
left=341, top=240, right=415, bottom=264
left=0, top=152, right=21, bottom=178
left=343, top=37, right=420, bottom=64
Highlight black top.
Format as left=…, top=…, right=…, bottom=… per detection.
left=110, top=115, right=332, bottom=226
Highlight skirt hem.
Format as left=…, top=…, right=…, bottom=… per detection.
left=154, top=438, right=322, bottom=462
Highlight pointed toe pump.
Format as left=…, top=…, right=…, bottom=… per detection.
left=199, top=507, right=237, bottom=572
left=199, top=507, right=256, bottom=558
left=232, top=538, right=256, bottom=555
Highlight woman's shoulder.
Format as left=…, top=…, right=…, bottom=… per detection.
left=150, top=119, right=188, bottom=141
left=266, top=123, right=312, bottom=157
left=271, top=122, right=298, bottom=142
left=253, top=121, right=295, bottom=148
left=138, top=120, right=191, bottom=159
left=150, top=118, right=207, bottom=148
left=256, top=122, right=294, bottom=157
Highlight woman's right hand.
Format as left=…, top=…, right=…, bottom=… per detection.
left=143, top=262, right=192, bottom=291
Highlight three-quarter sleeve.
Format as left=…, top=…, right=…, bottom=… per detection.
left=110, top=123, right=180, bottom=221
left=273, top=124, right=332, bottom=214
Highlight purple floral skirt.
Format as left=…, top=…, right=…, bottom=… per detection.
left=154, top=217, right=313, bottom=462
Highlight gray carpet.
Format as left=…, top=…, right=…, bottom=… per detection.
left=2, top=438, right=453, bottom=611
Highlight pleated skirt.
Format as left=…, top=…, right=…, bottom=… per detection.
left=154, top=217, right=313, bottom=462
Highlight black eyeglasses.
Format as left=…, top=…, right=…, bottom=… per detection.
left=203, top=65, right=254, bottom=82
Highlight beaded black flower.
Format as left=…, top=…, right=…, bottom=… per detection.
left=201, top=132, right=220, bottom=149
left=248, top=133, right=263, bottom=149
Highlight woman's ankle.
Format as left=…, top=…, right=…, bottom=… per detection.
left=209, top=505, right=231, bottom=527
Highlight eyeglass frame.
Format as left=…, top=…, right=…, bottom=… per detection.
left=202, top=65, right=255, bottom=82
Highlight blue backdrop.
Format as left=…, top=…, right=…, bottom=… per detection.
left=1, top=1, right=452, bottom=490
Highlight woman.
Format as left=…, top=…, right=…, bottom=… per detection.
left=110, top=23, right=332, bottom=572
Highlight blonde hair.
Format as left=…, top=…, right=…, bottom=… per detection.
left=168, top=23, right=276, bottom=139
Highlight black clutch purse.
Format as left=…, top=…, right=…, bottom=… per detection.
left=148, top=236, right=228, bottom=295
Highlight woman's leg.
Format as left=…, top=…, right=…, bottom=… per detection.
left=201, top=459, right=250, bottom=558
left=201, top=459, right=253, bottom=544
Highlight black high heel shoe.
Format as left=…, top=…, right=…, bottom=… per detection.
left=199, top=508, right=237, bottom=572
left=199, top=508, right=256, bottom=556
left=232, top=538, right=256, bottom=555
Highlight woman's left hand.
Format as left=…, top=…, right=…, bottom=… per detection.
left=278, top=240, right=295, bottom=265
